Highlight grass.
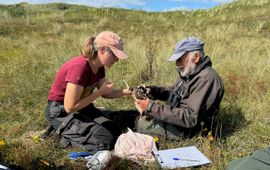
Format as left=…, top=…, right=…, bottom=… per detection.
left=0, top=0, right=270, bottom=169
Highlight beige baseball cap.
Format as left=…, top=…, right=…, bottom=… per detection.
left=94, top=31, right=128, bottom=59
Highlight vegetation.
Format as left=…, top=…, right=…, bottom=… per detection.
left=0, top=0, right=269, bottom=169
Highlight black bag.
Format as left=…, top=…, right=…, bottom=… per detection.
left=56, top=112, right=121, bottom=154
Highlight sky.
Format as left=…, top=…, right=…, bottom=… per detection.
left=0, top=0, right=234, bottom=12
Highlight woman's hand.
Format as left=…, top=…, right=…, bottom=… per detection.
left=98, top=81, right=114, bottom=95
left=123, top=88, right=132, bottom=95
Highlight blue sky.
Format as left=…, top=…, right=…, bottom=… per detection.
left=0, top=0, right=233, bottom=12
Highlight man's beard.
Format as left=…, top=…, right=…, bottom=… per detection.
left=178, top=56, right=196, bottom=77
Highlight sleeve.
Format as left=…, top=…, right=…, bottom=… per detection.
left=146, top=75, right=217, bottom=128
left=147, top=86, right=172, bottom=101
left=65, top=64, right=89, bottom=87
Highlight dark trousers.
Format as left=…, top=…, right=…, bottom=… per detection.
left=45, top=101, right=139, bottom=153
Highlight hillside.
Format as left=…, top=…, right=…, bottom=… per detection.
left=0, top=0, right=269, bottom=169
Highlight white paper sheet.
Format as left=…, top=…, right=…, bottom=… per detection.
left=152, top=146, right=211, bottom=169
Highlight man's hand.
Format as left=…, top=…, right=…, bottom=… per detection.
left=134, top=98, right=150, bottom=114
left=144, top=86, right=160, bottom=100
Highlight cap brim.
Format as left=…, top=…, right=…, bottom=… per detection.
left=111, top=48, right=128, bottom=60
left=168, top=51, right=185, bottom=62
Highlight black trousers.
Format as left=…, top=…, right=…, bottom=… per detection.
left=45, top=101, right=139, bottom=152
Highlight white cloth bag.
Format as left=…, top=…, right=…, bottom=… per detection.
left=113, top=128, right=157, bottom=163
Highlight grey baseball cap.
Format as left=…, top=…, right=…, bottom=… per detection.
left=168, top=36, right=204, bottom=62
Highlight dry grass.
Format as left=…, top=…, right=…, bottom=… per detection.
left=0, top=0, right=270, bottom=169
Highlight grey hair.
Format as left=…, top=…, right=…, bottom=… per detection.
left=189, top=50, right=205, bottom=59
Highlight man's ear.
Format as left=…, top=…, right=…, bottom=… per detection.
left=193, top=53, right=201, bottom=64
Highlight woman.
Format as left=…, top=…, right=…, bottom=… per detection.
left=45, top=31, right=136, bottom=153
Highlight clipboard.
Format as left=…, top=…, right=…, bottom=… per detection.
left=152, top=146, right=211, bottom=169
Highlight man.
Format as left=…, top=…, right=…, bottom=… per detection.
left=135, top=36, right=224, bottom=139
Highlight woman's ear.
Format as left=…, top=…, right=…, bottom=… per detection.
left=99, top=46, right=106, bottom=54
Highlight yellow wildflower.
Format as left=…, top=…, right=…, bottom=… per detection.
left=153, top=137, right=159, bottom=142
left=32, top=135, right=43, bottom=143
left=0, top=140, right=6, bottom=147
left=207, top=131, right=214, bottom=142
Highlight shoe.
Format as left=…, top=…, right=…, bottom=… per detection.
left=86, top=150, right=111, bottom=170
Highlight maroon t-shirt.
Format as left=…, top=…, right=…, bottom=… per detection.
left=48, top=55, right=105, bottom=101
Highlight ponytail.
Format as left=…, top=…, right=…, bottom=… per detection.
left=80, top=36, right=98, bottom=60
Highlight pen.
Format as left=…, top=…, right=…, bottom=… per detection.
left=151, top=152, right=164, bottom=163
left=172, top=157, right=200, bottom=162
